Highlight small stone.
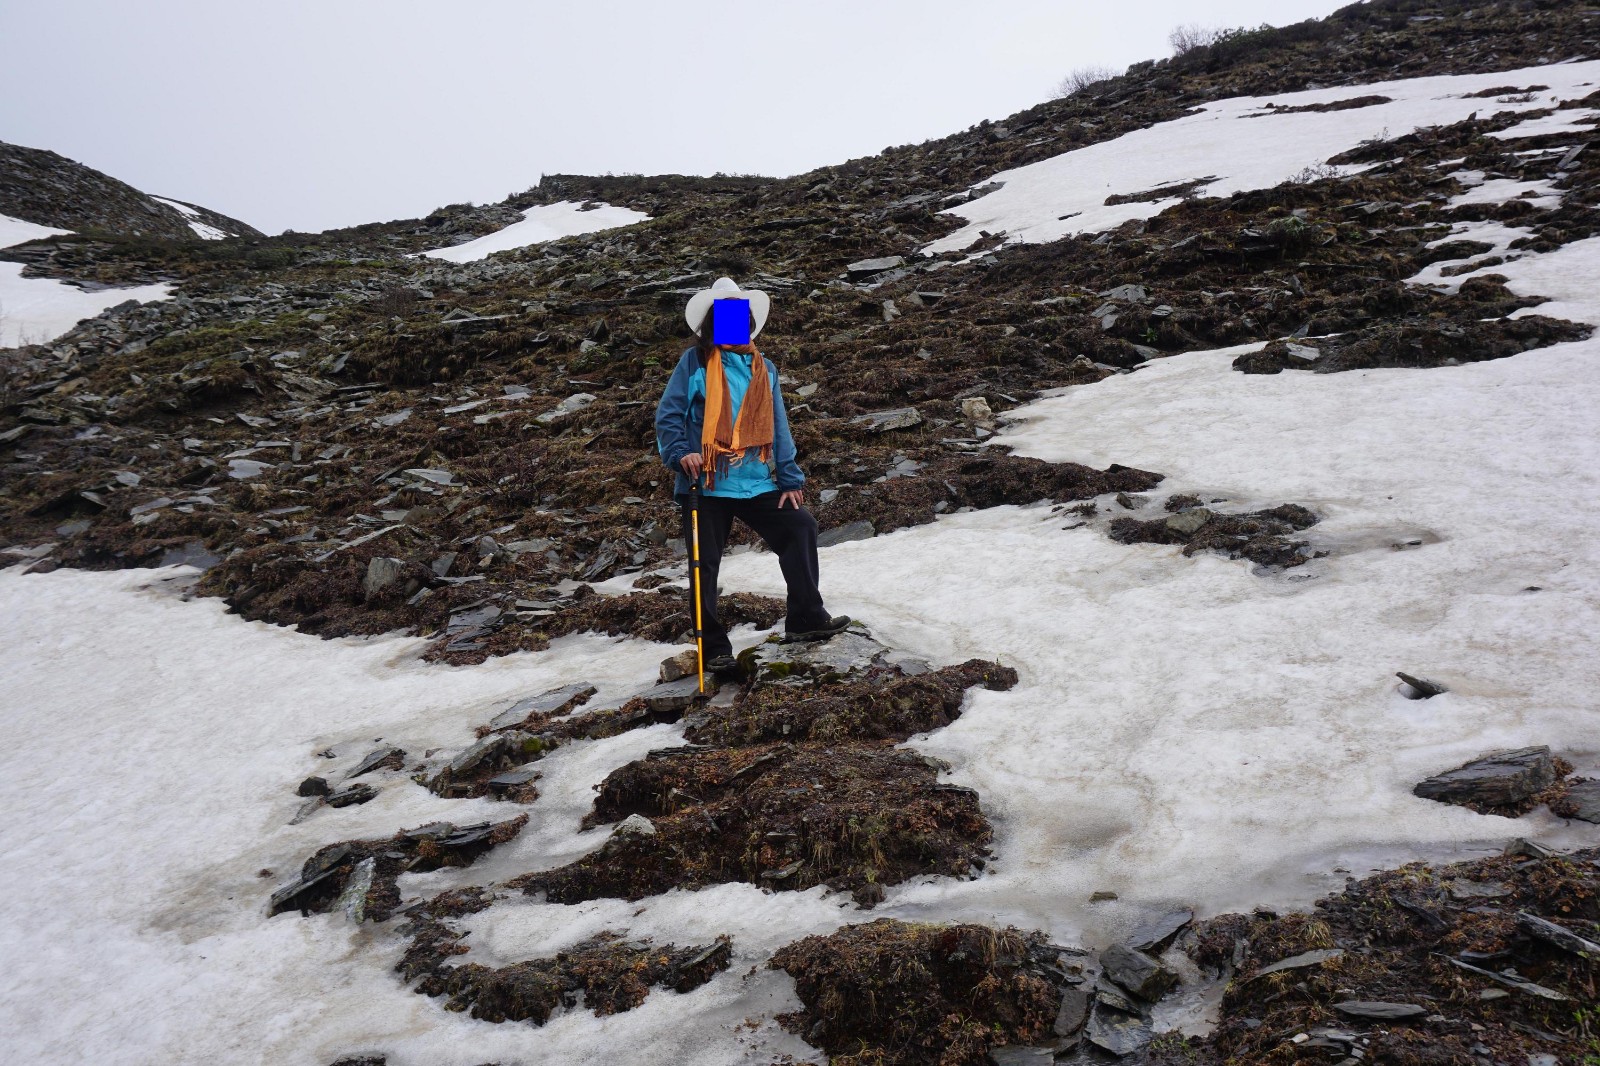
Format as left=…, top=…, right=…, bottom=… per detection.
left=296, top=776, right=330, bottom=797
left=327, top=783, right=378, bottom=808
left=960, top=397, right=994, bottom=423
left=362, top=557, right=408, bottom=600
left=988, top=1047, right=1053, bottom=1065
left=1396, top=671, right=1446, bottom=698
left=403, top=468, right=455, bottom=485
left=849, top=407, right=922, bottom=434
left=817, top=520, right=875, bottom=547
left=660, top=649, right=702, bottom=683
left=1413, top=747, right=1556, bottom=809
left=613, top=814, right=656, bottom=838
left=1090, top=890, right=1119, bottom=902
left=228, top=459, right=270, bottom=479
left=536, top=393, right=597, bottom=423
left=845, top=255, right=905, bottom=278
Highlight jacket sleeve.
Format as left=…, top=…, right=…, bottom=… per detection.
left=770, top=362, right=805, bottom=490
left=655, top=351, right=695, bottom=473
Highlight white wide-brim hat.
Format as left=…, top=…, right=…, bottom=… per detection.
left=684, top=276, right=771, bottom=338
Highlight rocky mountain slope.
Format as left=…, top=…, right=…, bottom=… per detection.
left=0, top=140, right=260, bottom=242
left=2, top=1, right=1598, bottom=1063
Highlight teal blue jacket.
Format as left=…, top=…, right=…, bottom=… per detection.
left=654, top=346, right=804, bottom=498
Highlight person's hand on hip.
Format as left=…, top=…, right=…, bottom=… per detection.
left=778, top=489, right=803, bottom=509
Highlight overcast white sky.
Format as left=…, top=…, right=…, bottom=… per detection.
left=0, top=0, right=1346, bottom=235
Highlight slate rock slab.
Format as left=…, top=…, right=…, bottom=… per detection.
left=1333, top=1001, right=1428, bottom=1020
left=849, top=407, right=922, bottom=434
left=817, top=519, right=876, bottom=547
left=1086, top=1008, right=1153, bottom=1057
left=489, top=682, right=597, bottom=729
left=1413, top=746, right=1556, bottom=809
left=1565, top=778, right=1600, bottom=823
left=1099, top=943, right=1178, bottom=1002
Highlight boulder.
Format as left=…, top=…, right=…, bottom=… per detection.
left=1413, top=746, right=1556, bottom=809
left=659, top=649, right=701, bottom=683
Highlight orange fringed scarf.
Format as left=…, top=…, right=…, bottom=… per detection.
left=700, top=343, right=774, bottom=489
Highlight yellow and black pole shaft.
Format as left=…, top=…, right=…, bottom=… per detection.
left=689, top=475, right=705, bottom=694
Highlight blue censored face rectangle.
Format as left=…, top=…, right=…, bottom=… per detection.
left=712, top=298, right=751, bottom=346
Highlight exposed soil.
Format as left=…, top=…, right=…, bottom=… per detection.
left=1154, top=847, right=1600, bottom=1066
left=1109, top=502, right=1322, bottom=569
left=770, top=919, right=1069, bottom=1066
left=1234, top=314, right=1593, bottom=374
left=411, top=931, right=732, bottom=1026
left=512, top=742, right=991, bottom=907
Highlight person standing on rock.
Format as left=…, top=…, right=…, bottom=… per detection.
left=655, top=276, right=849, bottom=672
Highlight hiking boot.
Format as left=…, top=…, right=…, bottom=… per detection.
left=705, top=653, right=738, bottom=674
left=782, top=614, right=852, bottom=643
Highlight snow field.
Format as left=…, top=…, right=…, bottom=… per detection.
left=0, top=213, right=174, bottom=349
left=923, top=59, right=1600, bottom=254
left=420, top=201, right=652, bottom=263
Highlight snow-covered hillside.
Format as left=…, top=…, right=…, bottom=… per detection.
left=0, top=214, right=173, bottom=348
left=3, top=3, right=1598, bottom=1065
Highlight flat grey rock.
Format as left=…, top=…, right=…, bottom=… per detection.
left=1413, top=746, right=1555, bottom=808
left=845, top=255, right=905, bottom=277
left=988, top=1047, right=1053, bottom=1065
left=1127, top=908, right=1194, bottom=954
left=1565, top=778, right=1600, bottom=823
left=1053, top=986, right=1090, bottom=1036
left=1165, top=508, right=1212, bottom=535
left=850, top=407, right=922, bottom=433
left=536, top=393, right=597, bottom=423
left=755, top=630, right=890, bottom=681
left=1252, top=947, right=1343, bottom=979
left=346, top=746, right=403, bottom=779
left=1100, top=283, right=1149, bottom=304
left=637, top=676, right=705, bottom=713
left=817, top=519, right=875, bottom=547
left=1333, top=1001, right=1427, bottom=1020
left=1086, top=1008, right=1153, bottom=1057
left=489, top=682, right=597, bottom=728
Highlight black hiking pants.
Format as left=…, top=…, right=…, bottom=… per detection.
left=678, top=490, right=826, bottom=658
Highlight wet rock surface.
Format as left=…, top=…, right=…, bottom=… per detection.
left=268, top=815, right=528, bottom=922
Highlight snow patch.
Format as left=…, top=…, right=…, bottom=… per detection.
left=150, top=195, right=231, bottom=240
left=420, top=200, right=652, bottom=263
left=923, top=60, right=1600, bottom=254
left=1487, top=107, right=1600, bottom=140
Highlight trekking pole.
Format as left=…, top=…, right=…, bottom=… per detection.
left=689, top=473, right=706, bottom=695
